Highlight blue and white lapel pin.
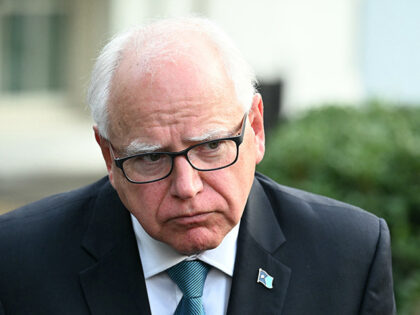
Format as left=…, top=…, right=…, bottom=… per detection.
left=257, top=268, right=274, bottom=289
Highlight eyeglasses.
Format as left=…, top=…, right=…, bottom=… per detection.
left=108, top=113, right=248, bottom=184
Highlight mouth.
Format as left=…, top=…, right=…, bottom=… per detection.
left=168, top=211, right=214, bottom=226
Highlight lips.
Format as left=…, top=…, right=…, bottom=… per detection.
left=167, top=211, right=215, bottom=225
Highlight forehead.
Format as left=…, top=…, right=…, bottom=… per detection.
left=112, top=34, right=231, bottom=105
left=107, top=36, right=243, bottom=146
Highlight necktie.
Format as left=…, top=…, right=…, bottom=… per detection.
left=167, top=260, right=210, bottom=315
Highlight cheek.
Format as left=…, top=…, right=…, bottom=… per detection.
left=113, top=175, right=168, bottom=222
left=215, top=143, right=256, bottom=212
left=204, top=168, right=252, bottom=220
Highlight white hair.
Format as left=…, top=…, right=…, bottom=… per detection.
left=87, top=16, right=257, bottom=138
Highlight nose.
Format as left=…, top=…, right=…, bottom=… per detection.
left=169, top=156, right=203, bottom=199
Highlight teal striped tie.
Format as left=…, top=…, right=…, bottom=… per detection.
left=167, top=260, right=210, bottom=315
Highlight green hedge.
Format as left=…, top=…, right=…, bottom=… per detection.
left=257, top=103, right=420, bottom=314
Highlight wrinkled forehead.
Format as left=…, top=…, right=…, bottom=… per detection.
left=110, top=109, right=244, bottom=155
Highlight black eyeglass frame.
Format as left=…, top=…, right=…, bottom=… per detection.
left=108, top=113, right=248, bottom=184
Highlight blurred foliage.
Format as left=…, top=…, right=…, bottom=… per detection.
left=258, top=102, right=420, bottom=314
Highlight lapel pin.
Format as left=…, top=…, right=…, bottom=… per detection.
left=257, top=268, right=274, bottom=289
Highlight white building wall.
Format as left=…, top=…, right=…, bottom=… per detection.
left=362, top=0, right=420, bottom=104
left=213, top=0, right=364, bottom=113
left=108, top=0, right=364, bottom=114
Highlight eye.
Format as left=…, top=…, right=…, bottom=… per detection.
left=195, top=140, right=226, bottom=156
left=144, top=153, right=162, bottom=162
left=206, top=141, right=220, bottom=150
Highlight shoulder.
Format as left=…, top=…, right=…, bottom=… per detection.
left=0, top=177, right=111, bottom=242
left=254, top=172, right=385, bottom=247
left=255, top=171, right=379, bottom=222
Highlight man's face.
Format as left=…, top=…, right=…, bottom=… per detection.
left=96, top=42, right=265, bottom=255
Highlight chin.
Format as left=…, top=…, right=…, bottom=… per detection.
left=172, top=228, right=224, bottom=255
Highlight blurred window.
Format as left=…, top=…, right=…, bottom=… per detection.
left=0, top=0, right=68, bottom=92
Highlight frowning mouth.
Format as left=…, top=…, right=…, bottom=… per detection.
left=168, top=211, right=214, bottom=225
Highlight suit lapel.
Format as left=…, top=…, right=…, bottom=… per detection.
left=79, top=181, right=151, bottom=315
left=227, top=178, right=291, bottom=315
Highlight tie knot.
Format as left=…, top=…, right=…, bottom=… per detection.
left=167, top=260, right=210, bottom=298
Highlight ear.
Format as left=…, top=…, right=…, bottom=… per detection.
left=94, top=126, right=115, bottom=185
left=248, top=93, right=265, bottom=164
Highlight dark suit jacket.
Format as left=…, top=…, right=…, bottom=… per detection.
left=0, top=173, right=395, bottom=314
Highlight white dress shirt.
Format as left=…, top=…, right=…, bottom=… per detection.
left=131, top=214, right=239, bottom=315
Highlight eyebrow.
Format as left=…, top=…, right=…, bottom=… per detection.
left=185, top=127, right=231, bottom=142
left=125, top=141, right=162, bottom=156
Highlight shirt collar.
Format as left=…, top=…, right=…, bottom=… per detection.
left=131, top=214, right=239, bottom=279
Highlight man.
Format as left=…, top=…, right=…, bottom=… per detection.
left=0, top=17, right=395, bottom=314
